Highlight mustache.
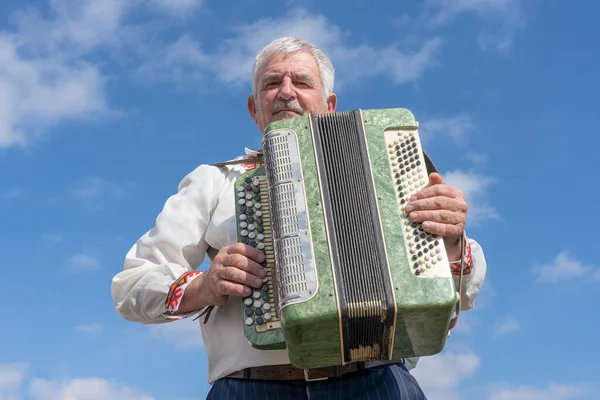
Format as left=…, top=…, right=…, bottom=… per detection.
left=271, top=100, right=304, bottom=115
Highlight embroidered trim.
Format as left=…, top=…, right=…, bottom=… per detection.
left=165, top=270, right=202, bottom=314
left=244, top=149, right=264, bottom=171
left=450, top=235, right=472, bottom=276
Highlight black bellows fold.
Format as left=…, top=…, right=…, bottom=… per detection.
left=311, top=111, right=394, bottom=362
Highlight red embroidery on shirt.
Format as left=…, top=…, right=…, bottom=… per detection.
left=451, top=237, right=473, bottom=276
left=165, top=270, right=201, bottom=312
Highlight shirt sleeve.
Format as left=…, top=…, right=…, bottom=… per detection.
left=453, top=236, right=487, bottom=311
left=110, top=164, right=226, bottom=324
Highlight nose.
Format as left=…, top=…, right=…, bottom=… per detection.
left=277, top=77, right=296, bottom=100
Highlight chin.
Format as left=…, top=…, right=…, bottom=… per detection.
left=271, top=111, right=301, bottom=122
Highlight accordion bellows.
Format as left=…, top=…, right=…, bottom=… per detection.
left=235, top=108, right=458, bottom=369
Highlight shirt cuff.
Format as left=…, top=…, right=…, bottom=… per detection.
left=450, top=233, right=473, bottom=276
left=163, top=270, right=202, bottom=321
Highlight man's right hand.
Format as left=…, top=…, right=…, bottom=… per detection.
left=175, top=243, right=267, bottom=314
left=201, top=243, right=267, bottom=305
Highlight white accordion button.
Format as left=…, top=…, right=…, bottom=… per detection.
left=245, top=318, right=254, bottom=325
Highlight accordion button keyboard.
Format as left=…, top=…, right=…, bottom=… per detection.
left=386, top=129, right=451, bottom=279
left=237, top=173, right=281, bottom=332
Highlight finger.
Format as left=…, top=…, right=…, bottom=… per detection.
left=420, top=221, right=463, bottom=238
left=219, top=265, right=264, bottom=290
left=222, top=253, right=267, bottom=279
left=405, top=196, right=466, bottom=213
left=408, top=209, right=465, bottom=226
left=409, top=184, right=462, bottom=202
left=215, top=279, right=254, bottom=298
left=428, top=172, right=445, bottom=186
left=227, top=242, right=266, bottom=263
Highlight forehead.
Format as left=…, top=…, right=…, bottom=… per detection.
left=258, top=51, right=321, bottom=81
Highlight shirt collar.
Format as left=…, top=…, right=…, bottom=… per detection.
left=244, top=147, right=262, bottom=158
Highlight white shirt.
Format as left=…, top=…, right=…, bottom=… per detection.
left=111, top=148, right=487, bottom=384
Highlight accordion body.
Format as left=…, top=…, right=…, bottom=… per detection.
left=235, top=108, right=459, bottom=369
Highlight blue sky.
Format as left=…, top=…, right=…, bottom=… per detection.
left=1, top=0, right=599, bottom=399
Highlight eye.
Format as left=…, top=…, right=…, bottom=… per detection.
left=263, top=81, right=280, bottom=89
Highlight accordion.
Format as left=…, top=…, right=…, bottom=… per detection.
left=235, top=108, right=459, bottom=369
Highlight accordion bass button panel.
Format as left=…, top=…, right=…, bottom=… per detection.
left=386, top=129, right=451, bottom=279
left=236, top=175, right=282, bottom=332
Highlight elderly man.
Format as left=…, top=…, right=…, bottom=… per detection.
left=111, top=37, right=486, bottom=399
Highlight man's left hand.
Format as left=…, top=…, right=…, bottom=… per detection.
left=404, top=173, right=468, bottom=258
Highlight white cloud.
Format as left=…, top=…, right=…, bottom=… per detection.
left=1, top=361, right=155, bottom=400
left=443, top=170, right=499, bottom=225
left=0, top=34, right=107, bottom=148
left=67, top=254, right=100, bottom=272
left=0, top=0, right=208, bottom=149
left=488, top=382, right=595, bottom=400
left=143, top=8, right=441, bottom=90
left=150, top=318, right=204, bottom=348
left=75, top=323, right=103, bottom=335
left=29, top=377, right=154, bottom=400
left=0, top=363, right=26, bottom=400
left=492, top=316, right=520, bottom=338
left=533, top=251, right=595, bottom=283
left=412, top=350, right=481, bottom=400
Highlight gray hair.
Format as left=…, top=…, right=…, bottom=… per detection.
left=251, top=37, right=335, bottom=102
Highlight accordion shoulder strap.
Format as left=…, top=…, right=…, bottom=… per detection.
left=423, top=152, right=438, bottom=175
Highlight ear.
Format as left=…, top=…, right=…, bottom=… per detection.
left=326, top=93, right=337, bottom=112
left=247, top=95, right=258, bottom=124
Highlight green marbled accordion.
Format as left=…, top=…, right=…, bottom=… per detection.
left=235, top=108, right=459, bottom=369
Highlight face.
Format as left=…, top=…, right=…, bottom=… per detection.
left=248, top=51, right=337, bottom=133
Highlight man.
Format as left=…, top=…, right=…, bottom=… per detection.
left=111, top=37, right=487, bottom=399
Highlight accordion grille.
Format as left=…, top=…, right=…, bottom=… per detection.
left=263, top=129, right=317, bottom=308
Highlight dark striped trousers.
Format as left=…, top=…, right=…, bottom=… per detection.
left=206, top=363, right=427, bottom=399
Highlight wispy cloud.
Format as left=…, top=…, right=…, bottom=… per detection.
left=66, top=254, right=100, bottom=272
left=29, top=377, right=154, bottom=400
left=69, top=176, right=128, bottom=208
left=425, top=0, right=526, bottom=54
left=492, top=316, right=520, bottom=338
left=487, top=382, right=596, bottom=400
left=42, top=233, right=64, bottom=248
left=412, top=350, right=481, bottom=400
left=1, top=187, right=25, bottom=199
left=443, top=170, right=499, bottom=225
left=75, top=322, right=103, bottom=335
left=420, top=115, right=475, bottom=146
left=150, top=319, right=204, bottom=348
left=141, top=8, right=442, bottom=90
left=533, top=251, right=596, bottom=283
left=148, top=0, right=203, bottom=16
